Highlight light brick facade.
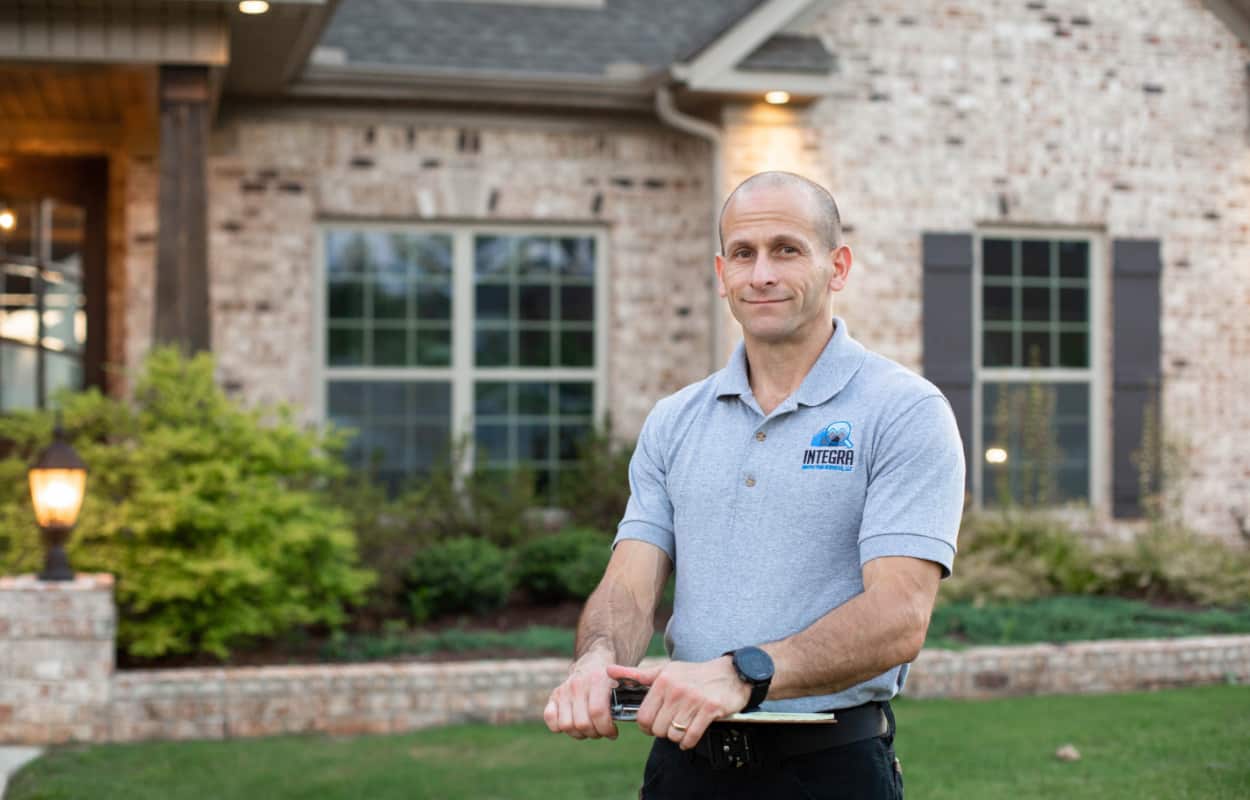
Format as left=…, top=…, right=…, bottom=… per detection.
left=0, top=574, right=115, bottom=745
left=100, top=0, right=1250, bottom=537
left=720, top=0, right=1250, bottom=538
left=188, top=112, right=717, bottom=437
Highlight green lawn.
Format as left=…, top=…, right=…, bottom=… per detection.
left=9, top=685, right=1248, bottom=799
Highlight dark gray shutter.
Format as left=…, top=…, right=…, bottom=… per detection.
left=1112, top=239, right=1163, bottom=518
left=922, top=233, right=974, bottom=487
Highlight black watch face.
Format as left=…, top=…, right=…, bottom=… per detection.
left=736, top=647, right=773, bottom=682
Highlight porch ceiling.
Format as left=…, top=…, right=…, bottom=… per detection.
left=0, top=63, right=156, bottom=149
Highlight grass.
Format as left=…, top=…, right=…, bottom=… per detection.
left=9, top=685, right=1249, bottom=799
left=314, top=596, right=1250, bottom=663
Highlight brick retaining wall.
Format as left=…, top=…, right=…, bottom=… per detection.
left=3, top=575, right=1248, bottom=745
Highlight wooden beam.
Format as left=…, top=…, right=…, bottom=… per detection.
left=153, top=64, right=211, bottom=353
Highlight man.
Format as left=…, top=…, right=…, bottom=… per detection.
left=544, top=171, right=965, bottom=798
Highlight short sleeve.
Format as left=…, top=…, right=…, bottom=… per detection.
left=858, top=395, right=966, bottom=578
left=613, top=406, right=676, bottom=563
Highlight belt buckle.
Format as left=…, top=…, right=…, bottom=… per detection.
left=706, top=726, right=761, bottom=771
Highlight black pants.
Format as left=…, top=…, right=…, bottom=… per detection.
left=639, top=706, right=903, bottom=800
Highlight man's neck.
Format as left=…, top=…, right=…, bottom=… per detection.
left=743, top=319, right=835, bottom=415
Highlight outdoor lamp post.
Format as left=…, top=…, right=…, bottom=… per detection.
left=28, top=426, right=88, bottom=581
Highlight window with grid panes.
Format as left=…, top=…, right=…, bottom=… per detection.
left=322, top=227, right=600, bottom=498
left=977, top=236, right=1094, bottom=507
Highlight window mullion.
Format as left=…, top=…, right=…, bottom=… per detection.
left=453, top=228, right=475, bottom=471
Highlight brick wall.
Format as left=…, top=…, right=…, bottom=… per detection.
left=0, top=574, right=114, bottom=745
left=192, top=112, right=717, bottom=437
left=102, top=1, right=1250, bottom=537
left=720, top=0, right=1250, bottom=538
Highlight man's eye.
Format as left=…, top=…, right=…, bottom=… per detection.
left=779, top=245, right=799, bottom=255
left=734, top=249, right=752, bottom=259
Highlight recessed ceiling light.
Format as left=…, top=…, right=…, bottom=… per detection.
left=239, top=0, right=270, bottom=14
left=0, top=209, right=15, bottom=231
left=764, top=91, right=791, bottom=105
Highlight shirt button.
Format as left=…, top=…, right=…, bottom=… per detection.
left=745, top=476, right=756, bottom=487
left=755, top=431, right=766, bottom=442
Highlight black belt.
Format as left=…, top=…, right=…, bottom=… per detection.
left=692, top=701, right=891, bottom=771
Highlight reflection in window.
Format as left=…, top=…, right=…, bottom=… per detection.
left=474, top=381, right=594, bottom=499
left=977, top=234, right=1094, bottom=508
left=323, top=227, right=600, bottom=500
left=473, top=235, right=596, bottom=368
left=0, top=199, right=87, bottom=411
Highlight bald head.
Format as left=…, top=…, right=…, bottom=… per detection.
left=718, top=171, right=843, bottom=253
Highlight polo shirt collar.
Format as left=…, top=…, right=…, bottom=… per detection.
left=714, top=317, right=867, bottom=407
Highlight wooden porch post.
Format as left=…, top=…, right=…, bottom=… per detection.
left=154, top=65, right=211, bottom=352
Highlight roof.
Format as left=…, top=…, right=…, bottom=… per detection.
left=738, top=33, right=835, bottom=74
left=317, top=0, right=830, bottom=79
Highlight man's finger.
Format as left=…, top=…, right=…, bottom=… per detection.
left=587, top=684, right=619, bottom=739
left=543, top=699, right=559, bottom=733
left=606, top=663, right=662, bottom=685
left=678, top=706, right=718, bottom=751
left=571, top=687, right=599, bottom=738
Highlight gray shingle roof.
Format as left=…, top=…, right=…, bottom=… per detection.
left=739, top=33, right=835, bottom=73
left=320, top=0, right=830, bottom=78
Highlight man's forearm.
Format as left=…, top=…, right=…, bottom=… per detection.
left=573, top=580, right=657, bottom=667
left=762, top=560, right=939, bottom=700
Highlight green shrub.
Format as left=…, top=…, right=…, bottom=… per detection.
left=558, top=419, right=634, bottom=533
left=1094, top=527, right=1250, bottom=607
left=0, top=348, right=374, bottom=659
left=943, top=512, right=1097, bottom=604
left=513, top=527, right=611, bottom=603
left=946, top=511, right=1250, bottom=607
left=395, top=446, right=541, bottom=548
left=406, top=536, right=512, bottom=623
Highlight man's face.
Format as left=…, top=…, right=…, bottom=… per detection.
left=715, top=185, right=850, bottom=345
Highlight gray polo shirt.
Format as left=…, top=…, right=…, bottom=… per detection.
left=613, top=318, right=965, bottom=712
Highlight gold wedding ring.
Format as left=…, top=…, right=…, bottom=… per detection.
left=670, top=720, right=690, bottom=732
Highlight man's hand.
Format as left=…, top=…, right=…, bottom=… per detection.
left=544, top=651, right=620, bottom=741
left=606, top=658, right=751, bottom=751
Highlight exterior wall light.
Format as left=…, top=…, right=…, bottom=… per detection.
left=238, top=0, right=270, bottom=14
left=0, top=207, right=14, bottom=232
left=28, top=425, right=88, bottom=581
left=764, top=91, right=791, bottom=105
left=985, top=447, right=1008, bottom=464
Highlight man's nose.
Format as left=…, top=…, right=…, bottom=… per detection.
left=749, top=255, right=778, bottom=288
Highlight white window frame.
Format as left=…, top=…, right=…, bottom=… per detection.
left=312, top=221, right=610, bottom=476
left=971, top=227, right=1107, bottom=511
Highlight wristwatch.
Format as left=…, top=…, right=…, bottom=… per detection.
left=724, top=646, right=774, bottom=711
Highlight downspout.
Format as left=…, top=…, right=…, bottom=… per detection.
left=655, top=84, right=726, bottom=374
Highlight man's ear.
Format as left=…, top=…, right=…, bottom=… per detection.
left=714, top=254, right=728, bottom=298
left=828, top=245, right=853, bottom=292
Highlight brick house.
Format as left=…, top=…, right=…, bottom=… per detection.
left=1, top=0, right=1248, bottom=539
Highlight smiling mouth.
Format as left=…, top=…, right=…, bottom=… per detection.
left=743, top=298, right=788, bottom=304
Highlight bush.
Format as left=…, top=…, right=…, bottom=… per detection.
left=943, top=512, right=1098, bottom=604
left=405, top=536, right=512, bottom=623
left=946, top=511, right=1250, bottom=607
left=0, top=348, right=374, bottom=659
left=396, top=446, right=542, bottom=548
left=558, top=419, right=634, bottom=533
left=514, top=527, right=612, bottom=604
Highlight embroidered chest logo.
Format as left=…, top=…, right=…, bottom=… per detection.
left=802, top=421, right=855, bottom=472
